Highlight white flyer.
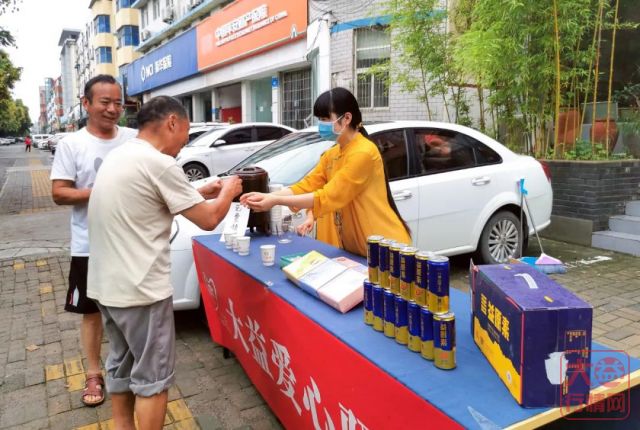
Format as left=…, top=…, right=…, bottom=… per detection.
left=217, top=202, right=250, bottom=240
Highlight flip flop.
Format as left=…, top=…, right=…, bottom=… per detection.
left=82, top=374, right=106, bottom=407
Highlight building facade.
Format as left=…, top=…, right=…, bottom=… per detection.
left=46, top=77, right=64, bottom=132
left=38, top=78, right=55, bottom=133
left=59, top=29, right=81, bottom=129
left=328, top=0, right=441, bottom=122
left=125, top=0, right=325, bottom=129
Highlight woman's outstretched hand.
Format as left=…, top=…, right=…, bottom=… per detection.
left=240, top=192, right=276, bottom=212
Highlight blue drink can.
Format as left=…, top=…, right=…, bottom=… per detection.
left=407, top=301, right=421, bottom=352
left=367, top=235, right=383, bottom=284
left=420, top=307, right=434, bottom=360
left=394, top=294, right=408, bottom=345
left=372, top=284, right=384, bottom=332
left=428, top=255, right=450, bottom=314
left=389, top=242, right=405, bottom=294
left=413, top=251, right=430, bottom=306
left=434, top=312, right=456, bottom=370
left=363, top=280, right=374, bottom=325
left=399, top=247, right=417, bottom=300
left=379, top=239, right=393, bottom=289
left=383, top=289, right=396, bottom=337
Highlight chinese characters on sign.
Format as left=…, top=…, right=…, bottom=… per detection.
left=140, top=54, right=173, bottom=82
left=223, top=298, right=368, bottom=429
left=479, top=293, right=509, bottom=341
left=219, top=202, right=250, bottom=240
left=214, top=4, right=289, bottom=47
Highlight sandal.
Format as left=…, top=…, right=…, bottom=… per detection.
left=82, top=374, right=106, bottom=407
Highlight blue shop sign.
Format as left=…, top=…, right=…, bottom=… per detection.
left=126, top=28, right=198, bottom=95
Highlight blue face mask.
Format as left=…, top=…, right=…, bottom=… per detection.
left=317, top=115, right=344, bottom=141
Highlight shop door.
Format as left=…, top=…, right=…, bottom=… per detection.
left=253, top=78, right=272, bottom=122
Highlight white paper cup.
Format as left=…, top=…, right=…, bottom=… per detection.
left=260, top=244, right=276, bottom=266
left=224, top=232, right=235, bottom=249
left=232, top=235, right=241, bottom=253
left=237, top=236, right=250, bottom=256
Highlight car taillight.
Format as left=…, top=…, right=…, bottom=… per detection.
left=539, top=160, right=552, bottom=182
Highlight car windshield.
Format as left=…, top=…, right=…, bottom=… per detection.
left=186, top=126, right=228, bottom=147
left=230, top=131, right=335, bottom=186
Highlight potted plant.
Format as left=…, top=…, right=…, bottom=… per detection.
left=614, top=81, right=640, bottom=158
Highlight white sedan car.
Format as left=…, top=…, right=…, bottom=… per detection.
left=176, top=122, right=295, bottom=181
left=170, top=121, right=553, bottom=310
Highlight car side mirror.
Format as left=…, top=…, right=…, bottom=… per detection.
left=211, top=139, right=226, bottom=147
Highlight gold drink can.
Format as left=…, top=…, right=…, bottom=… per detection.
left=389, top=242, right=405, bottom=294
left=434, top=312, right=456, bottom=370
left=394, top=294, right=408, bottom=345
left=363, top=280, right=374, bottom=325
left=366, top=235, right=384, bottom=284
left=379, top=239, right=393, bottom=289
left=428, top=255, right=450, bottom=314
left=408, top=301, right=421, bottom=352
left=372, top=284, right=384, bottom=332
left=413, top=251, right=431, bottom=306
left=420, top=306, right=434, bottom=360
left=399, top=247, right=417, bottom=300
left=383, top=289, right=396, bottom=338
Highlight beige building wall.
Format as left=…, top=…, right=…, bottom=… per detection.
left=115, top=7, right=141, bottom=69
left=89, top=0, right=116, bottom=77
left=88, top=0, right=140, bottom=77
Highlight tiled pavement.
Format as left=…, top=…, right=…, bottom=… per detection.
left=0, top=147, right=282, bottom=429
left=0, top=145, right=639, bottom=428
left=0, top=254, right=282, bottom=430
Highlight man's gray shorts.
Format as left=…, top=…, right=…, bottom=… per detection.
left=97, top=296, right=175, bottom=397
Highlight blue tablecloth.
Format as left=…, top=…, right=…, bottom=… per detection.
left=193, top=233, right=640, bottom=429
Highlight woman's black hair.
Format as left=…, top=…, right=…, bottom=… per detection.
left=313, top=87, right=411, bottom=237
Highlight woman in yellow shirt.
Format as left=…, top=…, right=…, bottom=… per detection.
left=240, top=87, right=411, bottom=256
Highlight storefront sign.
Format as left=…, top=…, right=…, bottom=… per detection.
left=125, top=28, right=198, bottom=95
left=197, top=0, right=307, bottom=71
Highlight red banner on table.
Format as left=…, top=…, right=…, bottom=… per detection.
left=193, top=242, right=461, bottom=429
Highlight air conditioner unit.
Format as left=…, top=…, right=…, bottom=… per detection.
left=141, top=29, right=151, bottom=41
left=162, top=9, right=174, bottom=23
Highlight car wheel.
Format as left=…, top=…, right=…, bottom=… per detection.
left=478, top=211, right=522, bottom=264
left=183, top=163, right=208, bottom=182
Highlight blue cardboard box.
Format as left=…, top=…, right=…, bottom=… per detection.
left=470, top=262, right=592, bottom=408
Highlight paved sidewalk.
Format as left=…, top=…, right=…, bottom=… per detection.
left=0, top=254, right=282, bottom=430
left=0, top=146, right=282, bottom=429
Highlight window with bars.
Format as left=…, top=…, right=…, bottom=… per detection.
left=355, top=27, right=390, bottom=108
left=281, top=69, right=312, bottom=130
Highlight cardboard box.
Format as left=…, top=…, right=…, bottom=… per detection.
left=470, top=262, right=592, bottom=408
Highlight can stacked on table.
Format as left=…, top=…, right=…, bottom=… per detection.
left=362, top=235, right=456, bottom=370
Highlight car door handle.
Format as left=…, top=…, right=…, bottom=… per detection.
left=392, top=190, right=413, bottom=201
left=471, top=176, right=491, bottom=186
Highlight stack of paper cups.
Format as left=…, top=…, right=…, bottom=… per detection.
left=269, top=184, right=283, bottom=233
